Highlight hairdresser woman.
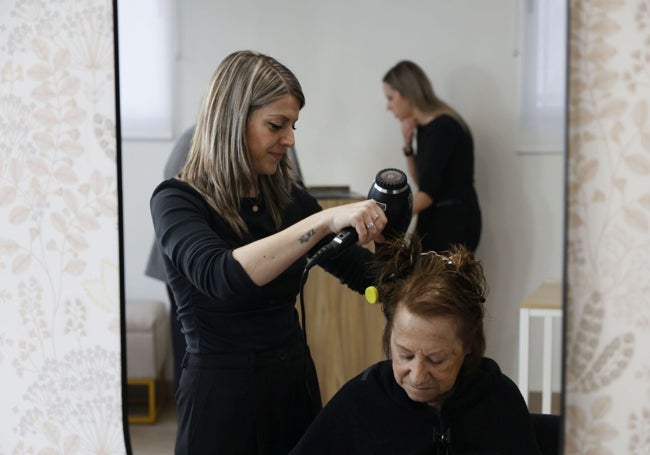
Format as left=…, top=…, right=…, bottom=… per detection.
left=383, top=60, right=481, bottom=253
left=150, top=50, right=386, bottom=454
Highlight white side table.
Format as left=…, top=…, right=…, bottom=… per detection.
left=518, top=281, right=562, bottom=414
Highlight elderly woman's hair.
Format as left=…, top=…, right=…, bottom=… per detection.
left=179, top=50, right=305, bottom=238
left=375, top=235, right=487, bottom=374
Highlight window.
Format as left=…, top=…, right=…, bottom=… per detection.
left=517, top=0, right=567, bottom=153
left=117, top=0, right=175, bottom=139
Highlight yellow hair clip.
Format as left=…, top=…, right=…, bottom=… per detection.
left=365, top=286, right=379, bottom=304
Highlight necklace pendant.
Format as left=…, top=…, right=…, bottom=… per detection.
left=252, top=204, right=259, bottom=213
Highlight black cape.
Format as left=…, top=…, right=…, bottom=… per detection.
left=290, top=357, right=542, bottom=455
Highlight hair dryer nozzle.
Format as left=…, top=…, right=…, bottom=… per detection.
left=307, top=168, right=412, bottom=269
left=368, top=168, right=412, bottom=238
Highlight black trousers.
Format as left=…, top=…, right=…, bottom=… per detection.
left=166, top=285, right=186, bottom=393
left=174, top=343, right=321, bottom=455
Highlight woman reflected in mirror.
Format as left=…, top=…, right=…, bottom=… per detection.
left=383, top=61, right=482, bottom=254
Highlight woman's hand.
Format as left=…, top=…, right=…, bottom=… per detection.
left=325, top=199, right=387, bottom=245
left=401, top=117, right=417, bottom=149
left=233, top=199, right=386, bottom=286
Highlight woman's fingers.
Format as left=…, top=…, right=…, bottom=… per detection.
left=328, top=200, right=386, bottom=243
left=356, top=200, right=387, bottom=243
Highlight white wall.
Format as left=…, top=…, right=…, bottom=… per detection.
left=121, top=0, right=564, bottom=388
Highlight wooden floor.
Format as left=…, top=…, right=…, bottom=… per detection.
left=127, top=398, right=177, bottom=454
left=527, top=391, right=562, bottom=415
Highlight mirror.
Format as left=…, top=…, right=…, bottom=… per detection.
left=119, top=0, right=566, bottom=451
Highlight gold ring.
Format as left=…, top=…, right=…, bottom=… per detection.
left=366, top=222, right=375, bottom=229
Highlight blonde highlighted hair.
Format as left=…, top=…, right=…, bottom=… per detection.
left=383, top=60, right=469, bottom=132
left=179, top=50, right=305, bottom=238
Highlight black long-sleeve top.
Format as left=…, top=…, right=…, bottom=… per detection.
left=415, top=114, right=481, bottom=252
left=290, top=357, right=543, bottom=454
left=150, top=178, right=376, bottom=354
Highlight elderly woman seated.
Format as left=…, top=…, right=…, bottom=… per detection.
left=291, top=236, right=542, bottom=454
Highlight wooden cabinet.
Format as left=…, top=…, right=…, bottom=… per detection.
left=299, top=197, right=386, bottom=404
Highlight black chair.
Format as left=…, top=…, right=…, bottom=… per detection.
left=531, top=413, right=561, bottom=455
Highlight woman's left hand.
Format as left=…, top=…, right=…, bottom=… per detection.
left=401, top=117, right=417, bottom=148
left=324, top=199, right=387, bottom=246
left=233, top=199, right=385, bottom=286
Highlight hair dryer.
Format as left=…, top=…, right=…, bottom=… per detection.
left=306, top=168, right=412, bottom=269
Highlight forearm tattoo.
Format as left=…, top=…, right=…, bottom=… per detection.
left=299, top=229, right=316, bottom=244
